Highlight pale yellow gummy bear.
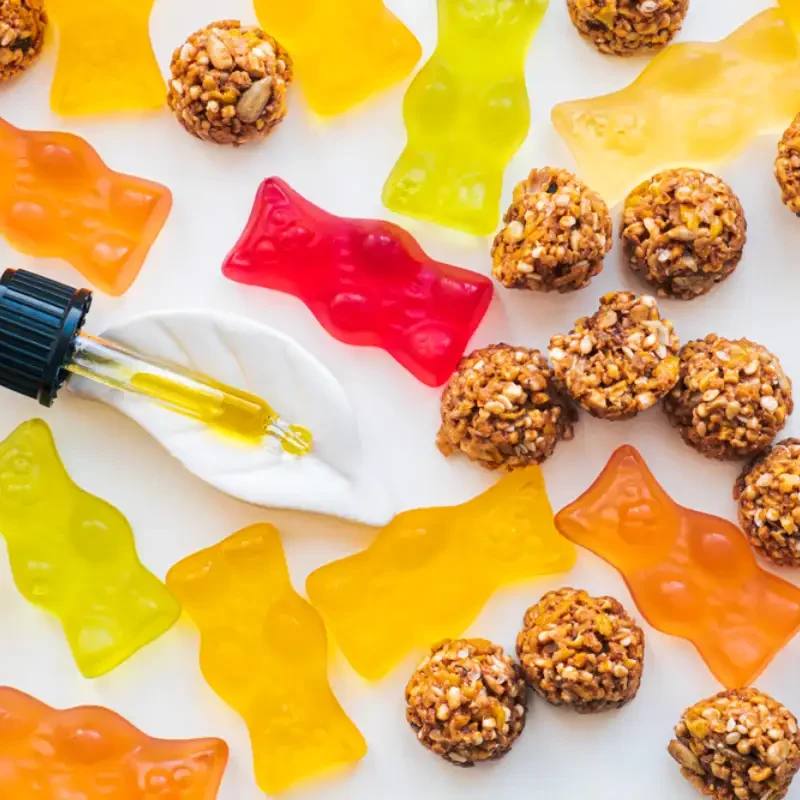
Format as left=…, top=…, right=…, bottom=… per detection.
left=306, top=466, right=575, bottom=680
left=552, top=6, right=800, bottom=205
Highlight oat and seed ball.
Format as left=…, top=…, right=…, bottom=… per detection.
left=167, top=20, right=292, bottom=146
left=776, top=113, right=800, bottom=216
left=668, top=688, right=800, bottom=800
left=516, top=588, right=645, bottom=714
left=491, top=167, right=612, bottom=293
left=549, top=291, right=681, bottom=421
left=664, top=335, right=793, bottom=461
left=735, top=439, right=800, bottom=567
left=405, top=638, right=527, bottom=766
left=0, top=0, right=46, bottom=82
left=436, top=344, right=577, bottom=470
left=621, top=168, right=747, bottom=300
left=567, top=0, right=690, bottom=56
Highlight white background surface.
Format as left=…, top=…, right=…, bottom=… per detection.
left=0, top=0, right=797, bottom=798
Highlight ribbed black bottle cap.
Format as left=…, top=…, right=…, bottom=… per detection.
left=0, top=269, right=92, bottom=407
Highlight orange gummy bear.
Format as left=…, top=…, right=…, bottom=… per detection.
left=0, top=118, right=172, bottom=295
left=0, top=686, right=228, bottom=799
left=307, top=467, right=576, bottom=680
left=166, top=524, right=366, bottom=795
left=555, top=446, right=800, bottom=689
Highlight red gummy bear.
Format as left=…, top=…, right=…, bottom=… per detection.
left=222, top=178, right=494, bottom=387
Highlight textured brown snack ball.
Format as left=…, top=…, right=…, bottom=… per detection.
left=0, top=0, right=46, bottom=82
left=516, top=587, right=645, bottom=714
left=167, top=20, right=292, bottom=146
left=405, top=638, right=527, bottom=766
left=437, top=344, right=577, bottom=470
left=776, top=113, right=800, bottom=216
left=668, top=688, right=800, bottom=800
left=549, top=291, right=681, bottom=421
left=621, top=168, right=746, bottom=300
left=491, top=167, right=612, bottom=293
left=664, top=335, right=793, bottom=461
left=567, top=0, right=690, bottom=56
left=735, top=439, right=800, bottom=567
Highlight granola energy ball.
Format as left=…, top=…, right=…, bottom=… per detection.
left=776, top=113, right=800, bottom=215
left=668, top=688, right=800, bottom=800
left=167, top=20, right=292, bottom=146
left=436, top=344, right=577, bottom=470
left=567, top=0, right=690, bottom=56
left=735, top=439, right=800, bottom=567
left=491, top=167, right=612, bottom=293
left=664, top=335, right=793, bottom=461
left=621, top=168, right=747, bottom=300
left=516, top=588, right=645, bottom=714
left=405, top=638, right=527, bottom=766
left=0, top=0, right=46, bottom=82
left=549, top=291, right=681, bottom=421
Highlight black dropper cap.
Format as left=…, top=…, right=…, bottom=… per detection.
left=0, top=268, right=92, bottom=407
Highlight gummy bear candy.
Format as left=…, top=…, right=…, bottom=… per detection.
left=166, top=524, right=367, bottom=795
left=48, top=0, right=164, bottom=116
left=222, top=177, right=493, bottom=387
left=0, top=419, right=181, bottom=678
left=253, top=0, right=421, bottom=116
left=0, top=118, right=172, bottom=295
left=382, top=0, right=550, bottom=235
left=551, top=7, right=800, bottom=205
left=306, top=466, right=575, bottom=680
left=555, top=446, right=800, bottom=689
left=0, top=687, right=228, bottom=799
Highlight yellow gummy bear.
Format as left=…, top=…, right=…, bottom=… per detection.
left=0, top=420, right=180, bottom=678
left=382, top=0, right=549, bottom=235
left=48, top=0, right=164, bottom=116
left=254, top=0, right=421, bottom=116
left=166, top=524, right=366, bottom=795
left=552, top=6, right=800, bottom=205
left=306, top=466, right=575, bottom=680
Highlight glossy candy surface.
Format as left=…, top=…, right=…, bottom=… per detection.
left=0, top=687, right=228, bottom=798
left=167, top=524, right=366, bottom=795
left=0, top=420, right=181, bottom=678
left=0, top=118, right=172, bottom=295
left=382, top=0, right=549, bottom=235
left=552, top=7, right=800, bottom=205
left=48, top=0, right=164, bottom=116
left=222, top=177, right=493, bottom=386
left=253, top=0, right=421, bottom=116
left=555, top=446, right=800, bottom=689
left=307, top=467, right=575, bottom=679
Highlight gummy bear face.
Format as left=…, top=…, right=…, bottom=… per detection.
left=0, top=421, right=58, bottom=513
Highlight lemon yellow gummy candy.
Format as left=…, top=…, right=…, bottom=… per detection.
left=48, top=0, right=164, bottom=116
left=0, top=420, right=180, bottom=678
left=382, top=0, right=549, bottom=235
left=552, top=6, right=800, bottom=205
left=254, top=0, right=421, bottom=116
left=166, top=524, right=366, bottom=795
left=306, top=466, right=575, bottom=680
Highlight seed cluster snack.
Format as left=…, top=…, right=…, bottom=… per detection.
left=167, top=20, right=292, bottom=146
left=776, top=113, right=800, bottom=216
left=621, top=168, right=747, bottom=300
left=516, top=588, right=645, bottom=714
left=436, top=344, right=577, bottom=470
left=405, top=638, right=527, bottom=766
left=0, top=0, right=46, bottom=82
left=668, top=688, right=800, bottom=800
left=491, top=167, right=612, bottom=294
left=664, top=335, right=793, bottom=461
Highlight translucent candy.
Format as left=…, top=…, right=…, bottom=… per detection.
left=0, top=118, right=172, bottom=295
left=382, top=0, right=549, bottom=235
left=552, top=7, right=800, bottom=205
left=307, top=466, right=575, bottom=680
left=555, top=446, right=800, bottom=689
left=166, top=524, right=366, bottom=795
left=0, top=419, right=180, bottom=678
left=0, top=687, right=228, bottom=798
left=253, top=0, right=421, bottom=116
